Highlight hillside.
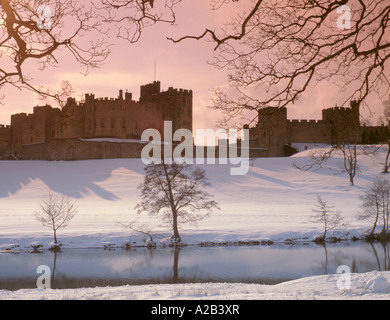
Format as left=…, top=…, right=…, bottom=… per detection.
left=1, top=145, right=386, bottom=250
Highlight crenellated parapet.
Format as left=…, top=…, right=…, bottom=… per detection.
left=288, top=119, right=324, bottom=124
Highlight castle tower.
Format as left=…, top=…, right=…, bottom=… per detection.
left=256, top=107, right=288, bottom=157
left=322, top=100, right=361, bottom=144
left=140, top=81, right=161, bottom=102
left=0, top=124, right=11, bottom=159
left=136, top=82, right=193, bottom=138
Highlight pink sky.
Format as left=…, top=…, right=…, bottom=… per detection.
left=0, top=1, right=388, bottom=130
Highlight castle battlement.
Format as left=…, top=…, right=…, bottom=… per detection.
left=0, top=124, right=10, bottom=129
left=323, top=106, right=351, bottom=112
left=323, top=100, right=359, bottom=113
left=12, top=112, right=30, bottom=118
left=288, top=119, right=322, bottom=124
left=166, top=87, right=193, bottom=95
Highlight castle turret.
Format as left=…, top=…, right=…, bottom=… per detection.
left=257, top=107, right=288, bottom=157
left=125, top=90, right=132, bottom=101
left=322, top=101, right=360, bottom=144
left=0, top=124, right=11, bottom=159
left=140, top=81, right=161, bottom=102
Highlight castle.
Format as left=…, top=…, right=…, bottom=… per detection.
left=0, top=82, right=387, bottom=160
left=0, top=81, right=193, bottom=160
left=248, top=100, right=388, bottom=157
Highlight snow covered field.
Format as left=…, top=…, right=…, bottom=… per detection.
left=1, top=145, right=390, bottom=300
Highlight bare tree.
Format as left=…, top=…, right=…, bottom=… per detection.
left=168, top=0, right=390, bottom=128
left=358, top=176, right=390, bottom=238
left=339, top=142, right=359, bottom=186
left=120, top=220, right=163, bottom=248
left=381, top=97, right=390, bottom=173
left=0, top=0, right=179, bottom=103
left=0, top=0, right=112, bottom=103
left=3, top=1, right=389, bottom=111
left=97, top=0, right=181, bottom=43
left=311, top=195, right=345, bottom=242
left=135, top=161, right=219, bottom=247
left=296, top=142, right=381, bottom=186
left=34, top=192, right=78, bottom=245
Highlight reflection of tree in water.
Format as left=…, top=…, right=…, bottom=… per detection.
left=121, top=248, right=207, bottom=284
left=311, top=241, right=390, bottom=276
left=169, top=248, right=213, bottom=284
left=48, top=247, right=210, bottom=288
left=368, top=241, right=390, bottom=271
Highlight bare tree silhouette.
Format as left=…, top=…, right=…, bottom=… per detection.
left=135, top=161, right=219, bottom=247
left=168, top=0, right=390, bottom=127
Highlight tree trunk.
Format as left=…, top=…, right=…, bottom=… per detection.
left=162, top=162, right=181, bottom=245
left=383, top=142, right=390, bottom=174
left=53, top=229, right=58, bottom=244
left=323, top=216, right=327, bottom=240
left=171, top=208, right=181, bottom=242
left=349, top=173, right=355, bottom=186
left=369, top=204, right=380, bottom=238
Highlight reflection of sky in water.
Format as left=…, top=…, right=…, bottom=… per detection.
left=0, top=242, right=387, bottom=290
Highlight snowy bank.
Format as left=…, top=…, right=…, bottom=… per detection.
left=1, top=271, right=390, bottom=300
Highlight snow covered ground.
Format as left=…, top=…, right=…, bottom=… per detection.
left=1, top=145, right=390, bottom=300
left=1, top=271, right=390, bottom=300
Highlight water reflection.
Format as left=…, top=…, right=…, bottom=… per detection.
left=313, top=241, right=390, bottom=275
left=1, top=241, right=390, bottom=291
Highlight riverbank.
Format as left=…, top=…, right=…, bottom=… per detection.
left=1, top=270, right=390, bottom=300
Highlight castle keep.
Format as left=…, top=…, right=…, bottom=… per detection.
left=0, top=81, right=193, bottom=160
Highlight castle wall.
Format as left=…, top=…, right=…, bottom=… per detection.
left=288, top=119, right=332, bottom=143
left=52, top=100, right=85, bottom=140
left=17, top=139, right=146, bottom=160
left=361, top=125, right=389, bottom=144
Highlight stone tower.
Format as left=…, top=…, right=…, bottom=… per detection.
left=0, top=124, right=11, bottom=159
left=257, top=107, right=289, bottom=157
left=322, top=100, right=360, bottom=144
